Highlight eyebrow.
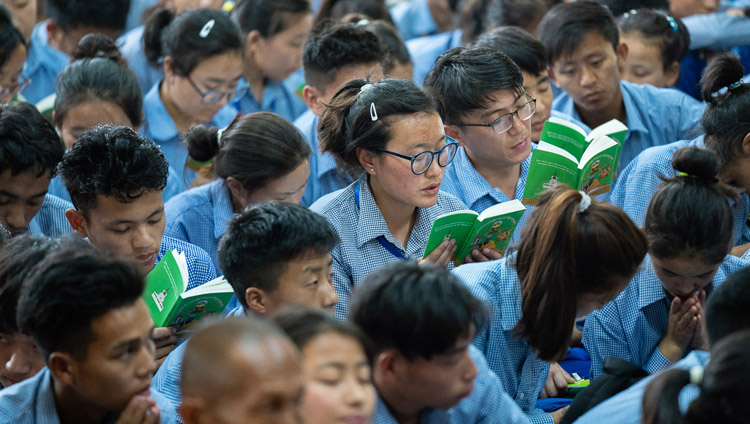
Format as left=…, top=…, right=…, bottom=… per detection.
left=107, top=206, right=164, bottom=226
left=205, top=75, right=243, bottom=85
left=408, top=135, right=447, bottom=150
left=304, top=259, right=333, bottom=274
left=661, top=266, right=715, bottom=277
left=282, top=181, right=307, bottom=196
left=480, top=93, right=525, bottom=118
left=0, top=189, right=47, bottom=199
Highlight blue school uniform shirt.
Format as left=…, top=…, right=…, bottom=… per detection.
left=164, top=178, right=233, bottom=271
left=141, top=81, right=238, bottom=187
left=573, top=350, right=708, bottom=424
left=295, top=110, right=353, bottom=207
left=407, top=29, right=462, bottom=86
left=610, top=136, right=750, bottom=245
left=28, top=194, right=73, bottom=238
left=21, top=23, right=69, bottom=104
left=0, top=367, right=179, bottom=424
left=117, top=25, right=163, bottom=97
left=683, top=12, right=750, bottom=51
left=158, top=235, right=218, bottom=291
left=452, top=259, right=554, bottom=424
left=390, top=0, right=438, bottom=41
left=551, top=80, right=705, bottom=173
left=372, top=345, right=531, bottom=424
left=231, top=76, right=307, bottom=122
left=582, top=253, right=746, bottom=381
left=310, top=177, right=466, bottom=320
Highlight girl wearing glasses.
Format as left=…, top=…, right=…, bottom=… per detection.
left=142, top=7, right=243, bottom=186
left=0, top=5, right=27, bottom=104
left=310, top=78, right=466, bottom=319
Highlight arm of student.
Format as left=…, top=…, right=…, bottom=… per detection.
left=683, top=12, right=750, bottom=50
left=582, top=307, right=632, bottom=380
left=115, top=395, right=160, bottom=424
left=331, top=252, right=353, bottom=321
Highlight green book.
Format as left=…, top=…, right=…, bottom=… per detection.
left=424, top=200, right=526, bottom=265
left=143, top=250, right=234, bottom=330
left=522, top=118, right=626, bottom=205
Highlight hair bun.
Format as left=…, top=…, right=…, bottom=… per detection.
left=186, top=124, right=220, bottom=163
left=73, top=34, right=125, bottom=65
left=700, top=54, right=745, bottom=103
left=671, top=146, right=720, bottom=182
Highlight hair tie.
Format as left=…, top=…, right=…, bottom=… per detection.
left=221, top=1, right=234, bottom=12
left=578, top=191, right=591, bottom=213
left=690, top=365, right=704, bottom=386
left=666, top=15, right=679, bottom=33
left=677, top=171, right=698, bottom=179
left=199, top=19, right=215, bottom=38
left=729, top=79, right=744, bottom=90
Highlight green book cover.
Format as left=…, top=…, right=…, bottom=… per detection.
left=424, top=200, right=526, bottom=265
left=539, top=117, right=589, bottom=159
left=522, top=145, right=579, bottom=205
left=576, top=134, right=619, bottom=196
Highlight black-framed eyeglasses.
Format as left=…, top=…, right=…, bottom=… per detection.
left=0, top=74, right=29, bottom=99
left=376, top=139, right=459, bottom=175
left=455, top=95, right=536, bottom=134
left=185, top=74, right=245, bottom=105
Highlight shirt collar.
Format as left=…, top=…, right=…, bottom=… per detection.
left=452, top=145, right=532, bottom=208
left=212, top=179, right=234, bottom=239
left=143, top=82, right=179, bottom=143
left=619, top=81, right=649, bottom=137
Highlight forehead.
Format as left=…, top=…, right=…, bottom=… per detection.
left=61, top=101, right=133, bottom=128
left=302, top=331, right=366, bottom=365
left=385, top=112, right=444, bottom=150
left=555, top=31, right=616, bottom=66
left=272, top=12, right=313, bottom=39
left=277, top=251, right=332, bottom=281
left=190, top=52, right=244, bottom=79
left=87, top=190, right=164, bottom=221
left=0, top=169, right=50, bottom=195
left=87, top=300, right=153, bottom=353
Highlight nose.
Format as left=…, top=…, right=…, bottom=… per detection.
left=132, top=225, right=155, bottom=250
left=2, top=205, right=27, bottom=234
left=579, top=66, right=595, bottom=87
left=507, top=112, right=528, bottom=137
left=344, top=377, right=370, bottom=407
left=322, top=275, right=339, bottom=310
left=463, top=353, right=478, bottom=382
left=137, top=343, right=157, bottom=378
left=6, top=350, right=33, bottom=377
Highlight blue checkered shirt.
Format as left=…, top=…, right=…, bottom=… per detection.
left=452, top=259, right=554, bottom=424
left=311, top=177, right=467, bottom=319
left=552, top=80, right=705, bottom=173
left=165, top=179, right=233, bottom=272
left=583, top=254, right=746, bottom=380
left=158, top=236, right=218, bottom=291
left=117, top=25, right=163, bottom=97
left=28, top=194, right=73, bottom=238
left=295, top=110, right=354, bottom=207
left=231, top=76, right=308, bottom=123
left=390, top=0, right=439, bottom=41
left=21, top=23, right=69, bottom=104
left=610, top=136, right=750, bottom=245
left=574, top=350, right=708, bottom=424
left=0, top=367, right=179, bottom=423
left=372, top=345, right=530, bottom=424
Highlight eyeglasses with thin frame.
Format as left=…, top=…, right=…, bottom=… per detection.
left=0, top=74, right=30, bottom=100
left=376, top=139, right=459, bottom=175
left=185, top=74, right=245, bottom=105
left=455, top=94, right=536, bottom=134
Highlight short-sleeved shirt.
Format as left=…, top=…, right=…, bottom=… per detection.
left=372, top=346, right=531, bottom=424
left=407, top=29, right=462, bottom=86
left=21, top=23, right=69, bottom=104
left=164, top=179, right=234, bottom=271
left=0, top=367, right=178, bottom=424
left=231, top=76, right=308, bottom=123
left=452, top=259, right=553, bottom=424
left=117, top=25, right=163, bottom=97
left=583, top=254, right=746, bottom=380
left=552, top=80, right=705, bottom=172
left=311, top=177, right=466, bottom=319
left=390, top=0, right=439, bottom=41
left=157, top=235, right=218, bottom=291
left=294, top=110, right=353, bottom=207
left=28, top=194, right=73, bottom=238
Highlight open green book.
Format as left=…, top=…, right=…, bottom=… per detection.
left=424, top=200, right=526, bottom=265
left=522, top=118, right=627, bottom=205
left=143, top=250, right=234, bottom=330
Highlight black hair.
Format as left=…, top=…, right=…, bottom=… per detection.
left=699, top=54, right=750, bottom=169
left=594, top=0, right=669, bottom=17
left=187, top=112, right=311, bottom=197
left=346, top=17, right=412, bottom=74
left=642, top=330, right=750, bottom=424
left=233, top=0, right=311, bottom=37
left=16, top=242, right=145, bottom=360
left=424, top=46, right=523, bottom=125
left=302, top=20, right=384, bottom=91
left=218, top=202, right=339, bottom=309
left=0, top=4, right=25, bottom=68
left=46, top=0, right=130, bottom=33
left=619, top=8, right=690, bottom=69
left=0, top=236, right=64, bottom=334
left=319, top=78, right=438, bottom=175
left=473, top=26, right=547, bottom=76
left=645, top=147, right=735, bottom=264
left=0, top=102, right=62, bottom=177
left=315, top=0, right=392, bottom=26
left=58, top=125, right=168, bottom=214
left=54, top=34, right=142, bottom=129
left=537, top=1, right=620, bottom=66
left=705, top=267, right=750, bottom=346
left=144, top=8, right=242, bottom=74
left=349, top=261, right=488, bottom=360
left=274, top=307, right=373, bottom=362
left=459, top=0, right=547, bottom=44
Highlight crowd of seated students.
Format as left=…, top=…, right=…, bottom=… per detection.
left=3, top=0, right=750, bottom=423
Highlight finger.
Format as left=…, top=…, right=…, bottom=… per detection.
left=153, top=335, right=178, bottom=349
left=117, top=396, right=149, bottom=424
left=482, top=248, right=504, bottom=260
left=151, top=327, right=176, bottom=340
left=545, top=379, right=558, bottom=398
left=554, top=368, right=575, bottom=386
left=146, top=405, right=161, bottom=424
left=425, top=240, right=450, bottom=261
left=155, top=343, right=176, bottom=361
left=433, top=240, right=456, bottom=266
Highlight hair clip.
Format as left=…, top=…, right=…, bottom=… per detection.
left=729, top=79, right=744, bottom=90
left=199, top=19, right=215, bottom=38
left=690, top=365, right=704, bottom=386
left=578, top=191, right=591, bottom=212
left=370, top=102, right=378, bottom=121
left=360, top=83, right=374, bottom=93
left=356, top=19, right=370, bottom=26
left=666, top=15, right=679, bottom=33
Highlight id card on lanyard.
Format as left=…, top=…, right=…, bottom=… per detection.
left=355, top=180, right=408, bottom=261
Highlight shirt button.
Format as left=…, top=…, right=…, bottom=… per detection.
left=519, top=392, right=525, bottom=400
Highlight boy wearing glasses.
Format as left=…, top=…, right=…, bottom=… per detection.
left=424, top=46, right=534, bottom=260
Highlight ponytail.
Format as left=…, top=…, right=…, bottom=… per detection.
left=143, top=8, right=175, bottom=68
left=642, top=368, right=692, bottom=424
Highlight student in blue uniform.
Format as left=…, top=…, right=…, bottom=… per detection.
left=58, top=125, right=218, bottom=367
left=296, top=20, right=385, bottom=206
left=0, top=5, right=27, bottom=104
left=390, top=0, right=455, bottom=41
left=453, top=186, right=647, bottom=423
left=538, top=1, right=705, bottom=172
left=141, top=7, right=243, bottom=185
left=165, top=112, right=311, bottom=270
left=230, top=0, right=312, bottom=121
left=584, top=146, right=747, bottom=381
left=310, top=78, right=466, bottom=319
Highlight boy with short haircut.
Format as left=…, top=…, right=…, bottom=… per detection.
left=179, top=317, right=304, bottom=424
left=0, top=243, right=177, bottom=423
left=154, top=201, right=340, bottom=410
left=58, top=124, right=217, bottom=365
left=538, top=1, right=705, bottom=171
left=350, top=261, right=530, bottom=424
left=296, top=20, right=385, bottom=206
left=23, top=0, right=131, bottom=103
left=0, top=102, right=72, bottom=238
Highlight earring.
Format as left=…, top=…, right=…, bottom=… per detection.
left=370, top=168, right=375, bottom=173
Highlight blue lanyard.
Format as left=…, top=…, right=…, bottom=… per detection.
left=355, top=180, right=408, bottom=261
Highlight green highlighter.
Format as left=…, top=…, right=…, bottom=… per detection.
left=567, top=373, right=590, bottom=396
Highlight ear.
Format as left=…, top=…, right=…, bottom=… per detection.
left=355, top=147, right=378, bottom=175
left=664, top=62, right=681, bottom=87
left=547, top=67, right=561, bottom=89
left=65, top=208, right=89, bottom=238
left=162, top=56, right=176, bottom=81
left=48, top=351, right=76, bottom=386
left=374, top=349, right=401, bottom=381
left=616, top=42, right=628, bottom=74
left=302, top=85, right=326, bottom=116
left=45, top=20, right=63, bottom=52
left=244, top=30, right=263, bottom=58
left=742, top=132, right=750, bottom=156
left=443, top=124, right=464, bottom=146
left=244, top=287, right=269, bottom=315
left=225, top=177, right=248, bottom=210
left=179, top=397, right=208, bottom=424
